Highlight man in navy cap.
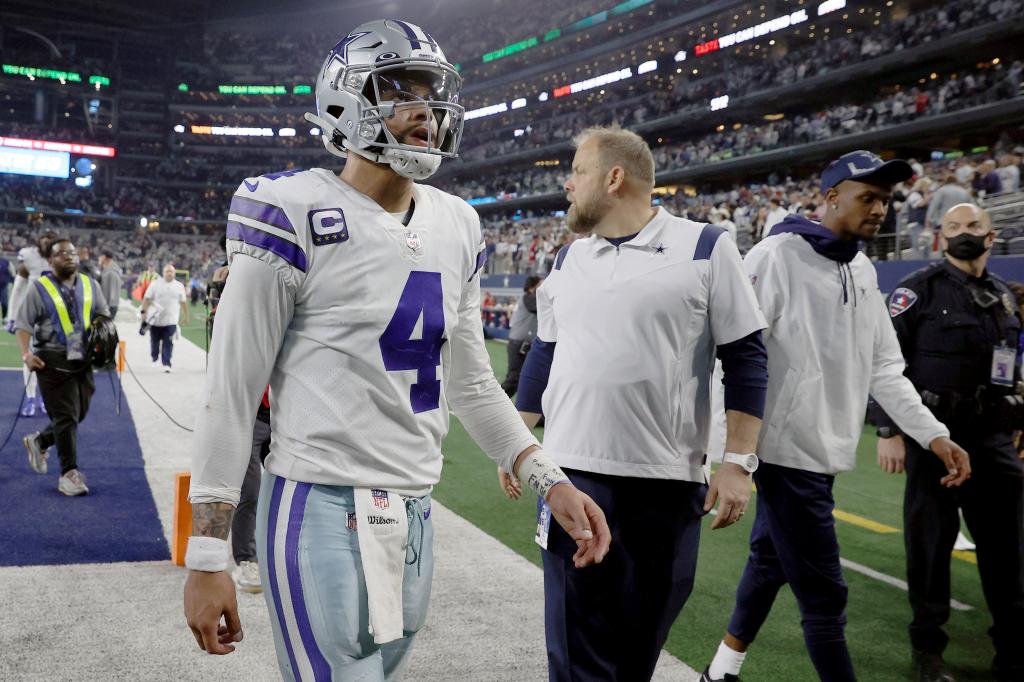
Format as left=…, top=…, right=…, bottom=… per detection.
left=701, top=151, right=971, bottom=682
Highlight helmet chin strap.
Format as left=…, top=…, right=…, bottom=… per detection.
left=306, top=110, right=444, bottom=179
left=383, top=148, right=442, bottom=180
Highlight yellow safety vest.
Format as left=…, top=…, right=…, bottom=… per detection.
left=37, top=274, right=93, bottom=338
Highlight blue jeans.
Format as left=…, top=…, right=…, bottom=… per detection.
left=256, top=472, right=434, bottom=681
left=149, top=324, right=175, bottom=366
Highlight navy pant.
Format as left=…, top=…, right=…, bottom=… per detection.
left=904, top=432, right=1024, bottom=672
left=728, top=462, right=855, bottom=682
left=149, top=324, right=176, bottom=366
left=541, top=468, right=706, bottom=682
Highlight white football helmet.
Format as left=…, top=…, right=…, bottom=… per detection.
left=305, top=19, right=465, bottom=180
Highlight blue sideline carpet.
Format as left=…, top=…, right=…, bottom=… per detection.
left=0, top=370, right=170, bottom=566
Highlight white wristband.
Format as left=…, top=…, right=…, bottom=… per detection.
left=184, top=536, right=230, bottom=572
left=517, top=450, right=569, bottom=500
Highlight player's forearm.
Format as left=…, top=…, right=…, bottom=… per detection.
left=724, top=409, right=762, bottom=454
left=191, top=502, right=235, bottom=540
left=16, top=329, right=31, bottom=356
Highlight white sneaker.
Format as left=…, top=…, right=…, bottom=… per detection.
left=58, top=469, right=89, bottom=496
left=151, top=360, right=160, bottom=369
left=164, top=365, right=172, bottom=373
left=953, top=531, right=976, bottom=552
left=233, top=561, right=263, bottom=594
left=23, top=432, right=48, bottom=474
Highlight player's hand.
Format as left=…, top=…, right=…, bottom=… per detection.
left=877, top=436, right=906, bottom=474
left=703, top=463, right=753, bottom=529
left=184, top=569, right=243, bottom=655
left=546, top=483, right=611, bottom=568
left=24, top=353, right=45, bottom=371
left=4, top=319, right=15, bottom=334
left=497, top=466, right=522, bottom=500
left=928, top=436, right=970, bottom=487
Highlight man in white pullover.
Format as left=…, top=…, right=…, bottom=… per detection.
left=702, top=151, right=971, bottom=682
left=182, top=20, right=609, bottom=681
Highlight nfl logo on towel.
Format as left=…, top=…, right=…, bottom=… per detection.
left=371, top=489, right=390, bottom=509
left=346, top=512, right=358, bottom=531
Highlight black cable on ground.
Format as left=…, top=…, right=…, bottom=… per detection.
left=0, top=386, right=29, bottom=453
left=122, top=357, right=194, bottom=432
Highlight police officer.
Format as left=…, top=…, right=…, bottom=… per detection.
left=15, top=237, right=110, bottom=496
left=871, top=204, right=1024, bottom=682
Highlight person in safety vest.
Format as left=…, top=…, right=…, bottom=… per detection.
left=14, top=237, right=110, bottom=496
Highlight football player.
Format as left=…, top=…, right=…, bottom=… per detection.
left=5, top=230, right=57, bottom=417
left=182, top=19, right=610, bottom=682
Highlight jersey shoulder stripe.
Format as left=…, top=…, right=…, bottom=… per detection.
left=694, top=223, right=726, bottom=261
left=229, top=195, right=296, bottom=234
left=554, top=243, right=572, bottom=270
left=227, top=220, right=308, bottom=272
left=228, top=175, right=311, bottom=273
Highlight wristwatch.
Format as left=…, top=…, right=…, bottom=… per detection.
left=876, top=426, right=900, bottom=439
left=723, top=452, right=759, bottom=473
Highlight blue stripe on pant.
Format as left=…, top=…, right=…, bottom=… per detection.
left=727, top=461, right=855, bottom=682
left=541, top=468, right=706, bottom=682
left=256, top=471, right=434, bottom=681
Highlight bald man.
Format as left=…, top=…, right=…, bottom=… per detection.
left=870, top=204, right=1024, bottom=682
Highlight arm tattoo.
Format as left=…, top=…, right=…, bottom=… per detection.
left=192, top=502, right=234, bottom=540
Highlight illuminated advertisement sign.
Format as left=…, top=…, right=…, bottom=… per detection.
left=2, top=64, right=110, bottom=87
left=694, top=8, right=809, bottom=56
left=217, top=84, right=311, bottom=95
left=692, top=0, right=844, bottom=58
left=0, top=136, right=116, bottom=158
left=0, top=147, right=70, bottom=178
left=465, top=102, right=510, bottom=121
left=2, top=64, right=81, bottom=83
left=553, top=67, right=632, bottom=98
left=190, top=125, right=275, bottom=136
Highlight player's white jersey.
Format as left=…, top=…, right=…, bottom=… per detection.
left=17, top=246, right=47, bottom=280
left=189, top=169, right=536, bottom=504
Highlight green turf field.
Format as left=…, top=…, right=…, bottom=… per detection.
left=0, top=305, right=996, bottom=680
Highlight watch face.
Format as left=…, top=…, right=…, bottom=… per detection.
left=746, top=454, right=758, bottom=471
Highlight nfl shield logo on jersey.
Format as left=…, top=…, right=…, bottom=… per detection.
left=889, top=287, right=918, bottom=317
left=404, top=230, right=422, bottom=252
left=371, top=489, right=390, bottom=509
left=346, top=512, right=358, bottom=531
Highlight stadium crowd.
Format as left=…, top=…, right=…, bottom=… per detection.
left=477, top=146, right=1024, bottom=274
left=450, top=63, right=1024, bottom=199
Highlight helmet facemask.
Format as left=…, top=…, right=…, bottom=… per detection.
left=310, top=56, right=464, bottom=180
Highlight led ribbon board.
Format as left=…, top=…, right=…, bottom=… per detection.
left=0, top=136, right=116, bottom=158
left=692, top=1, right=845, bottom=57
left=0, top=148, right=70, bottom=178
left=217, top=84, right=312, bottom=95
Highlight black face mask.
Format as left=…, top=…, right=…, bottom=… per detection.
left=945, top=232, right=991, bottom=261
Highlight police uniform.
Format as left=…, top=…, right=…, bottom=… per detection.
left=870, top=260, right=1024, bottom=676
left=15, top=272, right=109, bottom=476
